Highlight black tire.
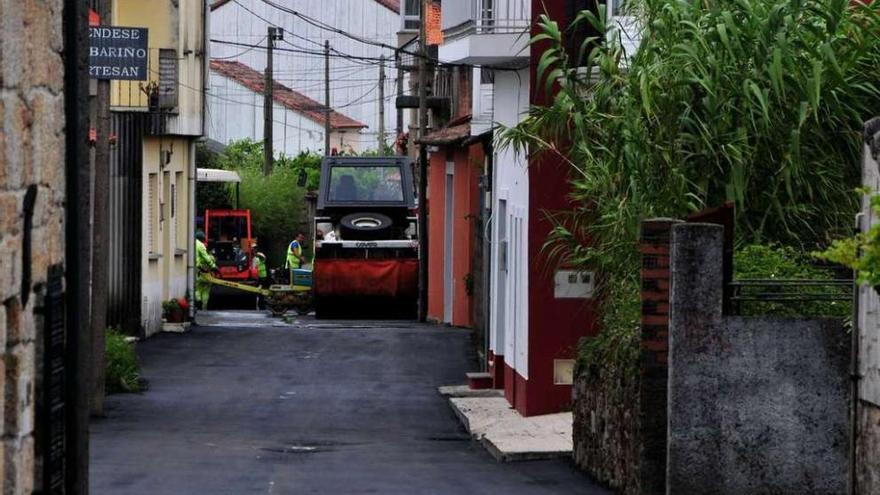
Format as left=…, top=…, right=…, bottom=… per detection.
left=339, top=212, right=393, bottom=240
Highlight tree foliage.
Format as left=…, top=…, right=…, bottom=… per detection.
left=502, top=0, right=880, bottom=373
left=197, top=139, right=322, bottom=266
left=816, top=189, right=880, bottom=287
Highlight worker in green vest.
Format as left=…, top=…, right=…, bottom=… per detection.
left=195, top=231, right=217, bottom=309
left=252, top=244, right=269, bottom=309
left=254, top=251, right=268, bottom=281
left=285, top=232, right=306, bottom=283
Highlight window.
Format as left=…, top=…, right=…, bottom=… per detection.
left=480, top=0, right=495, bottom=27
left=328, top=166, right=404, bottom=202
left=175, top=172, right=186, bottom=251
left=402, top=0, right=420, bottom=31
left=480, top=68, right=495, bottom=85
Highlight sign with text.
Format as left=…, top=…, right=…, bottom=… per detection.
left=89, top=26, right=149, bottom=80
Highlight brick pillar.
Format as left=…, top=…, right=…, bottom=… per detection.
left=638, top=218, right=681, bottom=494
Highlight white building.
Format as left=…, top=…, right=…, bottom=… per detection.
left=210, top=60, right=366, bottom=154
left=436, top=0, right=642, bottom=415
left=209, top=0, right=403, bottom=153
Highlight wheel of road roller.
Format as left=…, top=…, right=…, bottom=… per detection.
left=268, top=303, right=287, bottom=317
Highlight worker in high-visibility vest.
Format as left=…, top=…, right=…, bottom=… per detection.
left=254, top=251, right=268, bottom=282
left=253, top=246, right=269, bottom=309
left=195, top=231, right=217, bottom=309
left=285, top=232, right=306, bottom=283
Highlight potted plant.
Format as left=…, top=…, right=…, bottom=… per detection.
left=140, top=80, right=160, bottom=112
left=162, top=298, right=185, bottom=323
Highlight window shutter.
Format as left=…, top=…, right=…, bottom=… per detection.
left=148, top=173, right=157, bottom=253
left=158, top=49, right=178, bottom=110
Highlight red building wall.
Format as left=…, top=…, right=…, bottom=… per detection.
left=452, top=144, right=483, bottom=326
left=518, top=0, right=600, bottom=416
left=426, top=144, right=483, bottom=326
left=427, top=151, right=447, bottom=321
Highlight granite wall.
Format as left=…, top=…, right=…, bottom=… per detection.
left=668, top=223, right=850, bottom=494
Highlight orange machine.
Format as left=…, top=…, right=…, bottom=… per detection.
left=204, top=209, right=258, bottom=282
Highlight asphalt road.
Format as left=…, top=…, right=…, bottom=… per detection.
left=90, top=312, right=609, bottom=495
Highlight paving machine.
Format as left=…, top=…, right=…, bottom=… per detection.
left=201, top=272, right=313, bottom=316
left=312, top=156, right=419, bottom=319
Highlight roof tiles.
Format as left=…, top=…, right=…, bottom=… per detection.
left=210, top=60, right=366, bottom=130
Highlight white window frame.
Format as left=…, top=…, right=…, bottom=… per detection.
left=401, top=0, right=421, bottom=32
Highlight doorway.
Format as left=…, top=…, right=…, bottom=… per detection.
left=444, top=162, right=455, bottom=324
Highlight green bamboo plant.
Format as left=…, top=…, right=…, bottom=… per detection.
left=500, top=0, right=880, bottom=375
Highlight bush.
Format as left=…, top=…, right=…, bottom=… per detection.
left=816, top=190, right=880, bottom=288
left=734, top=244, right=851, bottom=317
left=201, top=139, right=322, bottom=267
left=503, top=0, right=879, bottom=375
left=106, top=329, right=142, bottom=394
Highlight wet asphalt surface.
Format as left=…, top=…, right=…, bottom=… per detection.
left=90, top=312, right=609, bottom=495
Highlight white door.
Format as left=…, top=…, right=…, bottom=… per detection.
left=444, top=166, right=455, bottom=323
left=495, top=199, right=508, bottom=355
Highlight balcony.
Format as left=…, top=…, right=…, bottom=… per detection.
left=439, top=0, right=531, bottom=66
left=111, top=48, right=179, bottom=112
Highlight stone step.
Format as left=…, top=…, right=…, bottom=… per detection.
left=466, top=371, right=494, bottom=390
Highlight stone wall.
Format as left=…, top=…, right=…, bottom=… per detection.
left=572, top=218, right=678, bottom=495
left=572, top=365, right=640, bottom=495
left=856, top=401, right=880, bottom=493
left=0, top=0, right=67, bottom=492
left=668, top=223, right=850, bottom=494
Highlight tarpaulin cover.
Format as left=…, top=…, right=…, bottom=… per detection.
left=315, top=259, right=418, bottom=298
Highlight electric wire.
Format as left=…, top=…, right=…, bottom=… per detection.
left=256, top=0, right=524, bottom=72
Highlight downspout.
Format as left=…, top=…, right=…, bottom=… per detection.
left=481, top=136, right=494, bottom=372
left=189, top=0, right=209, bottom=320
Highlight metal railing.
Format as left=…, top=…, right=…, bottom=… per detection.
left=443, top=0, right=531, bottom=40
left=111, top=47, right=178, bottom=111
left=727, top=279, right=853, bottom=317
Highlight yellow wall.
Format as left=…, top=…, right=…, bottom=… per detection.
left=142, top=136, right=194, bottom=336
left=110, top=0, right=205, bottom=137
left=110, top=0, right=172, bottom=107
left=113, top=0, right=173, bottom=45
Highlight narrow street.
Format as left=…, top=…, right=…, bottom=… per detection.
left=90, top=312, right=608, bottom=494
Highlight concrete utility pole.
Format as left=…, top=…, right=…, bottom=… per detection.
left=64, top=0, right=92, bottom=490
left=264, top=26, right=283, bottom=175
left=324, top=40, right=331, bottom=156
left=395, top=51, right=404, bottom=146
left=378, top=55, right=386, bottom=154
left=417, top=0, right=429, bottom=322
left=91, top=0, right=111, bottom=417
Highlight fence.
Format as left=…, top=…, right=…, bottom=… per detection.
left=729, top=278, right=852, bottom=316
left=442, top=0, right=531, bottom=39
